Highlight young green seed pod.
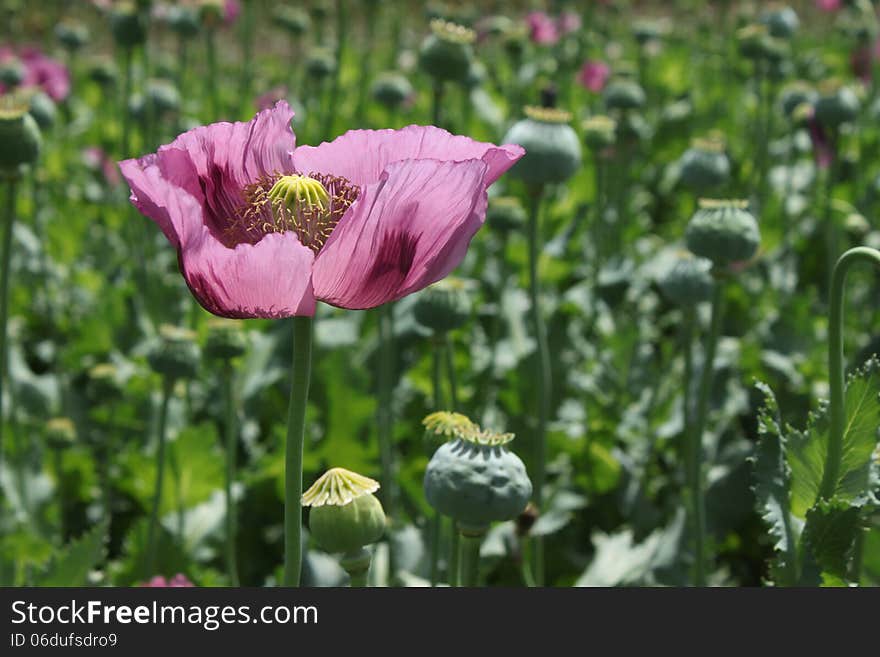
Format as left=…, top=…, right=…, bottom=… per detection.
left=659, top=253, right=714, bottom=306
left=582, top=115, right=617, bottom=151
left=111, top=4, right=147, bottom=49
left=55, top=19, right=90, bottom=51
left=167, top=5, right=200, bottom=38
left=305, top=48, right=337, bottom=82
left=27, top=91, right=56, bottom=130
left=503, top=105, right=582, bottom=186
left=814, top=82, right=860, bottom=129
left=371, top=72, right=414, bottom=111
left=147, top=324, right=199, bottom=381
left=204, top=318, right=247, bottom=360
left=678, top=136, right=730, bottom=194
left=45, top=417, right=76, bottom=452
left=418, top=19, right=475, bottom=84
left=602, top=79, right=646, bottom=112
left=87, top=363, right=124, bottom=402
left=413, top=277, right=472, bottom=334
left=0, top=95, right=42, bottom=176
left=87, top=56, right=119, bottom=88
left=486, top=196, right=526, bottom=234
left=422, top=413, right=532, bottom=535
left=761, top=5, right=799, bottom=39
left=685, top=199, right=761, bottom=269
left=303, top=468, right=386, bottom=554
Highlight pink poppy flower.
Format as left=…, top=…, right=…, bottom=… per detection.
left=83, top=147, right=122, bottom=186
left=255, top=85, right=288, bottom=111
left=119, top=101, right=523, bottom=317
left=526, top=11, right=559, bottom=46
left=577, top=60, right=610, bottom=93
left=816, top=0, right=842, bottom=11
left=804, top=106, right=834, bottom=169
left=140, top=574, right=195, bottom=587
left=223, top=0, right=241, bottom=25
left=0, top=46, right=70, bottom=102
left=557, top=12, right=581, bottom=36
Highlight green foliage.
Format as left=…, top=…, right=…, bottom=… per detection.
left=34, top=521, right=107, bottom=586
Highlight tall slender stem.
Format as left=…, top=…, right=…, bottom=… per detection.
left=821, top=247, right=880, bottom=501
left=458, top=532, right=484, bottom=587
left=377, top=305, right=397, bottom=580
left=145, top=376, right=173, bottom=577
left=690, top=280, right=726, bottom=586
left=239, top=0, right=255, bottom=115
left=823, top=137, right=839, bottom=296
left=283, top=316, right=314, bottom=587
left=223, top=361, right=240, bottom=586
left=429, top=333, right=446, bottom=587
left=205, top=28, right=218, bottom=119
left=444, top=333, right=458, bottom=408
left=0, top=177, right=17, bottom=469
left=120, top=48, right=133, bottom=158
left=526, top=187, right=549, bottom=586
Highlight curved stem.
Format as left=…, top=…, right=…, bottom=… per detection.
left=458, top=532, right=484, bottom=587
left=690, top=281, right=726, bottom=586
left=145, top=376, right=173, bottom=577
left=527, top=187, right=549, bottom=586
left=223, top=361, right=240, bottom=586
left=0, top=177, right=17, bottom=469
left=283, top=316, right=314, bottom=587
left=821, top=247, right=880, bottom=501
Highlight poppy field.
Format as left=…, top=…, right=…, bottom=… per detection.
left=1, top=0, right=879, bottom=589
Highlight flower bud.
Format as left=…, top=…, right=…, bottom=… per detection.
left=814, top=81, right=860, bottom=129
left=147, top=324, right=199, bottom=381
left=678, top=136, right=730, bottom=194
left=761, top=5, right=799, bottom=39
left=486, top=196, right=526, bottom=234
left=418, top=19, right=475, bottom=84
left=370, top=72, right=414, bottom=111
left=685, top=199, right=761, bottom=269
left=0, top=94, right=42, bottom=176
left=659, top=253, right=714, bottom=306
left=204, top=318, right=247, bottom=360
left=28, top=91, right=56, bottom=130
left=303, top=468, right=386, bottom=554
left=111, top=3, right=148, bottom=49
left=55, top=19, right=90, bottom=51
left=602, top=78, right=646, bottom=112
left=582, top=115, right=617, bottom=150
left=503, top=105, right=582, bottom=186
left=413, top=278, right=472, bottom=334
left=305, top=48, right=336, bottom=82
left=45, top=417, right=76, bottom=451
left=422, top=412, right=532, bottom=534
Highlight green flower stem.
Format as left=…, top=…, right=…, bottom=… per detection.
left=223, top=361, right=240, bottom=586
left=145, top=375, right=173, bottom=577
left=239, top=0, right=255, bottom=115
left=448, top=526, right=460, bottom=586
left=823, top=134, right=840, bottom=295
left=120, top=47, right=133, bottom=157
left=429, top=332, right=445, bottom=587
left=348, top=569, right=369, bottom=587
left=458, top=531, right=484, bottom=587
left=821, top=247, right=880, bottom=501
left=0, top=177, right=18, bottom=469
left=377, top=305, right=396, bottom=580
left=444, top=333, right=458, bottom=408
left=681, top=309, right=695, bottom=490
left=689, top=279, right=726, bottom=586
left=341, top=548, right=371, bottom=587
left=526, top=186, right=549, bottom=586
left=53, top=448, right=65, bottom=541
left=283, top=315, right=314, bottom=587
left=322, top=0, right=347, bottom=140
left=205, top=28, right=218, bottom=120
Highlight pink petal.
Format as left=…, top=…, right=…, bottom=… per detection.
left=312, top=158, right=489, bottom=309
left=291, top=125, right=524, bottom=188
left=181, top=227, right=316, bottom=318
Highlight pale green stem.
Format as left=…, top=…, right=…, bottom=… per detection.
left=0, top=177, right=17, bottom=469
left=458, top=532, right=484, bottom=587
left=145, top=376, right=173, bottom=577
left=223, top=361, right=239, bottom=586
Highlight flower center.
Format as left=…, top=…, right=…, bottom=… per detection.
left=230, top=172, right=360, bottom=253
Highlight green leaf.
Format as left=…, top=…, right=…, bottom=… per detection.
left=752, top=382, right=799, bottom=585
left=801, top=499, right=861, bottom=583
left=34, top=521, right=107, bottom=586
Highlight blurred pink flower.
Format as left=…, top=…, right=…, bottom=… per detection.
left=82, top=147, right=122, bottom=186
left=851, top=39, right=880, bottom=83
left=577, top=60, right=610, bottom=92
left=223, top=0, right=241, bottom=25
left=119, top=101, right=523, bottom=317
left=526, top=11, right=559, bottom=45
left=558, top=12, right=581, bottom=36
left=254, top=85, right=288, bottom=111
left=0, top=45, right=70, bottom=101
left=816, top=0, right=842, bottom=11
left=140, top=574, right=195, bottom=587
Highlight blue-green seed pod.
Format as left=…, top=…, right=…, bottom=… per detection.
left=603, top=79, right=646, bottom=112
left=305, top=48, right=337, bottom=82
left=413, top=278, right=472, bottom=334
left=55, top=19, right=90, bottom=51
left=678, top=137, right=730, bottom=193
left=147, top=324, right=199, bottom=381
left=0, top=97, right=42, bottom=176
left=273, top=6, right=310, bottom=36
left=779, top=81, right=817, bottom=118
left=423, top=414, right=532, bottom=534
left=486, top=196, right=526, bottom=234
left=814, top=82, right=860, bottom=129
left=204, top=318, right=247, bottom=361
left=303, top=468, right=386, bottom=554
left=761, top=6, right=799, bottom=39
left=418, top=19, right=475, bottom=84
left=503, top=106, right=582, bottom=186
left=659, top=253, right=714, bottom=306
left=371, top=72, right=414, bottom=110
left=685, top=200, right=761, bottom=268
left=27, top=91, right=56, bottom=130
left=167, top=4, right=200, bottom=38
left=111, top=4, right=147, bottom=49
left=45, top=417, right=76, bottom=451
left=582, top=115, right=617, bottom=151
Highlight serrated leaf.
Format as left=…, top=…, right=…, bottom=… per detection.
left=34, top=521, right=107, bottom=586
left=801, top=499, right=861, bottom=583
left=752, top=382, right=799, bottom=585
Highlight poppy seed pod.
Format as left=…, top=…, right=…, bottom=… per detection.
left=582, top=115, right=617, bottom=150
left=503, top=105, right=582, bottom=186
left=111, top=4, right=147, bottom=49
left=659, top=253, right=714, bottom=306
left=814, top=82, right=860, bottom=129
left=371, top=72, right=414, bottom=111
left=419, top=19, right=476, bottom=84
left=147, top=324, right=199, bottom=381
left=87, top=363, right=124, bottom=402
left=273, top=6, right=310, bottom=36
left=204, top=318, right=247, bottom=360
left=167, top=5, right=200, bottom=38
left=413, top=277, right=472, bottom=333
left=88, top=57, right=118, bottom=88
left=305, top=48, right=336, bottom=82
left=303, top=468, right=386, bottom=554
left=779, top=81, right=817, bottom=118
left=0, top=59, right=24, bottom=87
left=45, top=417, right=76, bottom=451
left=761, top=6, right=799, bottom=39
left=602, top=79, right=646, bottom=112
left=55, top=19, right=90, bottom=51
left=0, top=96, right=42, bottom=176
left=486, top=196, right=526, bottom=233
left=27, top=91, right=56, bottom=130
left=685, top=199, right=761, bottom=269
left=422, top=413, right=532, bottom=534
left=678, top=137, right=730, bottom=193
